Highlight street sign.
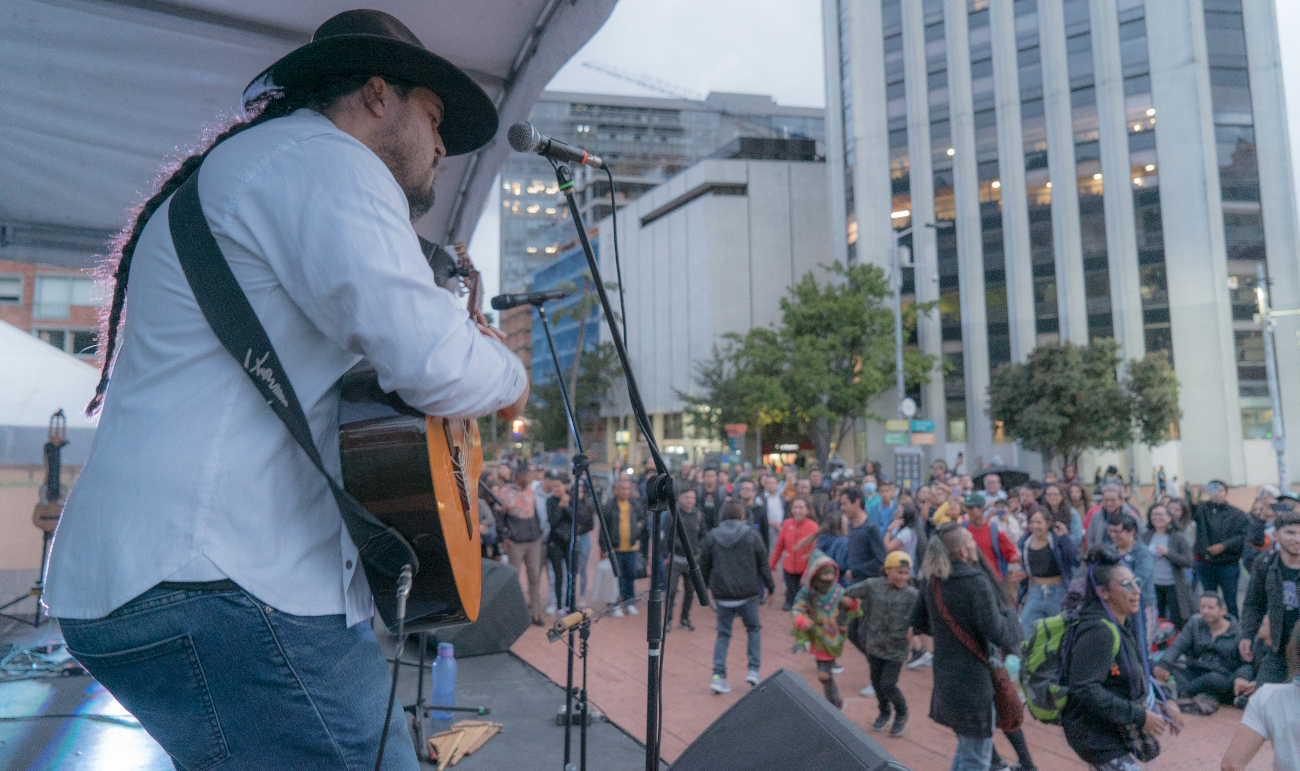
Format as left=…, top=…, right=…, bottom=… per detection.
left=911, top=432, right=936, bottom=445
left=910, top=419, right=935, bottom=433
left=884, top=432, right=908, bottom=445
left=901, top=397, right=917, bottom=418
left=885, top=420, right=910, bottom=432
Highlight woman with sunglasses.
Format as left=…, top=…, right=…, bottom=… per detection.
left=1062, top=549, right=1182, bottom=771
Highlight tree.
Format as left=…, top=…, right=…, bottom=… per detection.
left=680, top=262, right=936, bottom=468
left=987, top=341, right=1182, bottom=471
left=528, top=342, right=620, bottom=451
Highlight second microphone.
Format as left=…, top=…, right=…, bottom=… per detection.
left=490, top=289, right=572, bottom=310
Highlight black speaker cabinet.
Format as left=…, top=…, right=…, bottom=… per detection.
left=670, top=668, right=911, bottom=771
left=426, top=559, right=531, bottom=657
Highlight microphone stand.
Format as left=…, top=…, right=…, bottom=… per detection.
left=548, top=161, right=709, bottom=771
left=535, top=304, right=618, bottom=771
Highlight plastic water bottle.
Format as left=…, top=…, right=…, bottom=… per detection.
left=430, top=642, right=457, bottom=732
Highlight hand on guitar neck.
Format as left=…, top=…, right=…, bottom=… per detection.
left=451, top=243, right=530, bottom=423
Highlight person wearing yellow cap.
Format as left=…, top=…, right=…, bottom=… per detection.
left=845, top=550, right=919, bottom=736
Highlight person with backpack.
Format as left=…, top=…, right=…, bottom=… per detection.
left=1062, top=549, right=1182, bottom=770
left=912, top=522, right=1023, bottom=771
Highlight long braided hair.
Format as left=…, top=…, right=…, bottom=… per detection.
left=86, top=73, right=397, bottom=417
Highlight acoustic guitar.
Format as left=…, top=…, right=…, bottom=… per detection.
left=339, top=241, right=487, bottom=631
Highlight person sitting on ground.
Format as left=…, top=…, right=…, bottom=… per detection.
left=1220, top=619, right=1300, bottom=771
left=1153, top=592, right=1246, bottom=707
left=845, top=551, right=918, bottom=736
left=770, top=496, right=821, bottom=611
left=792, top=551, right=862, bottom=709
left=700, top=500, right=775, bottom=694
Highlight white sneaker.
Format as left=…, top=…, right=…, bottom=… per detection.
left=745, top=670, right=761, bottom=686
left=859, top=685, right=876, bottom=697
left=545, top=604, right=557, bottom=616
left=710, top=675, right=732, bottom=694
left=612, top=606, right=624, bottom=618
left=626, top=604, right=639, bottom=616
left=906, top=651, right=933, bottom=670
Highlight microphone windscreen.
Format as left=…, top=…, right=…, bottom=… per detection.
left=507, top=122, right=538, bottom=153
left=490, top=294, right=513, bottom=310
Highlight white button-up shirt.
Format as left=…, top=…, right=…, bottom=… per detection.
left=44, top=111, right=526, bottom=626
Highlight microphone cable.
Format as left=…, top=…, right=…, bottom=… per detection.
left=374, top=565, right=414, bottom=771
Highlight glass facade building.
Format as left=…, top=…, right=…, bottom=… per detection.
left=824, top=0, right=1300, bottom=483
left=498, top=91, right=824, bottom=292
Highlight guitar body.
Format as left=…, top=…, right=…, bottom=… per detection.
left=338, top=239, right=491, bottom=632
left=339, top=375, right=482, bottom=630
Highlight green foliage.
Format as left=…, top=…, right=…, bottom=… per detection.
left=986, top=340, right=1182, bottom=469
left=678, top=262, right=936, bottom=467
left=528, top=342, right=619, bottom=451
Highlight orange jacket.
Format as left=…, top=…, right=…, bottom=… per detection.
left=770, top=517, right=820, bottom=575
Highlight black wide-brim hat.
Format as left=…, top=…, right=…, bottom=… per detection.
left=241, top=9, right=497, bottom=157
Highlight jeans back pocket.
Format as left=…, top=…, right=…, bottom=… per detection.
left=68, top=634, right=230, bottom=771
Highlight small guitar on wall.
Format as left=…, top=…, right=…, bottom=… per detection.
left=338, top=239, right=486, bottom=631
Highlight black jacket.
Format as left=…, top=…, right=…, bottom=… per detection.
left=1241, top=550, right=1296, bottom=654
left=1160, top=614, right=1244, bottom=676
left=742, top=502, right=771, bottom=553
left=546, top=496, right=595, bottom=547
left=1193, top=500, right=1249, bottom=565
left=699, top=519, right=775, bottom=602
left=666, top=506, right=706, bottom=559
left=600, top=498, right=647, bottom=551
left=911, top=561, right=1022, bottom=738
left=1061, top=604, right=1148, bottom=766
left=695, top=485, right=726, bottom=531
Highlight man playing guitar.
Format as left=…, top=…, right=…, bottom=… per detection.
left=42, top=10, right=526, bottom=770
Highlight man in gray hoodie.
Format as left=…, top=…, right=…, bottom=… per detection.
left=699, top=500, right=775, bottom=694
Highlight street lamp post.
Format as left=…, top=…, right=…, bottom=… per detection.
left=1255, top=262, right=1299, bottom=491
left=891, top=226, right=911, bottom=420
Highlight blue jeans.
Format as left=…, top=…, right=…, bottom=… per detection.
left=1020, top=581, right=1067, bottom=639
left=952, top=733, right=993, bottom=771
left=1200, top=562, right=1240, bottom=613
left=58, top=581, right=418, bottom=771
left=577, top=532, right=591, bottom=597
left=712, top=597, right=762, bottom=677
left=615, top=550, right=638, bottom=603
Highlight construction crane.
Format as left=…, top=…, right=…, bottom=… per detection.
left=580, top=61, right=782, bottom=138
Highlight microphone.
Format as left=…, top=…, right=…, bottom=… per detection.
left=508, top=121, right=606, bottom=170
left=547, top=608, right=593, bottom=642
left=490, top=289, right=571, bottom=310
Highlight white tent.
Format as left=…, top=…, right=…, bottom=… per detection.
left=0, top=0, right=618, bottom=268
left=0, top=320, right=100, bottom=464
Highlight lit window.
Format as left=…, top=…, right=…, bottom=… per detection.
left=1133, top=124, right=1142, bottom=131
left=526, top=247, right=538, bottom=253
left=527, top=204, right=541, bottom=214
left=503, top=200, right=511, bottom=207
left=502, top=181, right=512, bottom=191
left=890, top=210, right=910, bottom=219
left=1146, top=108, right=1155, bottom=116
left=1093, top=173, right=1102, bottom=180
left=946, top=148, right=955, bottom=156
left=1045, top=182, right=1052, bottom=189
left=1133, top=177, right=1142, bottom=185
left=545, top=246, right=557, bottom=254
left=0, top=274, right=21, bottom=305
left=990, top=180, right=1001, bottom=189
left=512, top=183, right=521, bottom=196
left=1145, top=164, right=1155, bottom=171
left=547, top=185, right=559, bottom=194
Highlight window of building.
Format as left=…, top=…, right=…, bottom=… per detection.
left=0, top=274, right=22, bottom=304
left=663, top=412, right=684, bottom=440
left=34, top=327, right=98, bottom=359
left=33, top=275, right=96, bottom=319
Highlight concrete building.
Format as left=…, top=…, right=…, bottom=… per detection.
left=594, top=143, right=831, bottom=470
left=824, top=0, right=1300, bottom=484
left=498, top=90, right=826, bottom=292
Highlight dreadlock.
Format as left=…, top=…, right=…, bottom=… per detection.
left=86, top=74, right=412, bottom=416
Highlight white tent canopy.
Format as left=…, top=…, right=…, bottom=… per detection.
left=0, top=0, right=618, bottom=269
left=0, top=320, right=100, bottom=464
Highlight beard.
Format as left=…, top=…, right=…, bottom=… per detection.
left=374, top=117, right=438, bottom=221
left=405, top=174, right=436, bottom=221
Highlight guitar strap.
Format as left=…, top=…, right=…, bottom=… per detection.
left=166, top=170, right=418, bottom=580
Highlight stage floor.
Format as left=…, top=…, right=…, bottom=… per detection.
left=0, top=617, right=655, bottom=771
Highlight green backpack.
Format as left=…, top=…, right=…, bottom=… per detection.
left=1020, top=611, right=1120, bottom=724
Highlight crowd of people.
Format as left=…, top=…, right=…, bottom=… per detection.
left=476, top=455, right=1300, bottom=771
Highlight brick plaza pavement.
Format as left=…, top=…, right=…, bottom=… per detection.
left=511, top=569, right=1272, bottom=769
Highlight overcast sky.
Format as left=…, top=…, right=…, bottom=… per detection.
left=470, top=0, right=826, bottom=309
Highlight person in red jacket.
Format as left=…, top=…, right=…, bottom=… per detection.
left=962, top=493, right=1020, bottom=580
left=772, top=496, right=821, bottom=611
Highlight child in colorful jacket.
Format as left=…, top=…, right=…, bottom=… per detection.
left=792, top=549, right=863, bottom=708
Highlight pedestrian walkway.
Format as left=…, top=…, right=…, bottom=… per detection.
left=512, top=572, right=1273, bottom=769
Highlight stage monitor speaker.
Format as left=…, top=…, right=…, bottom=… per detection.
left=428, top=559, right=530, bottom=658
left=670, top=668, right=910, bottom=771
